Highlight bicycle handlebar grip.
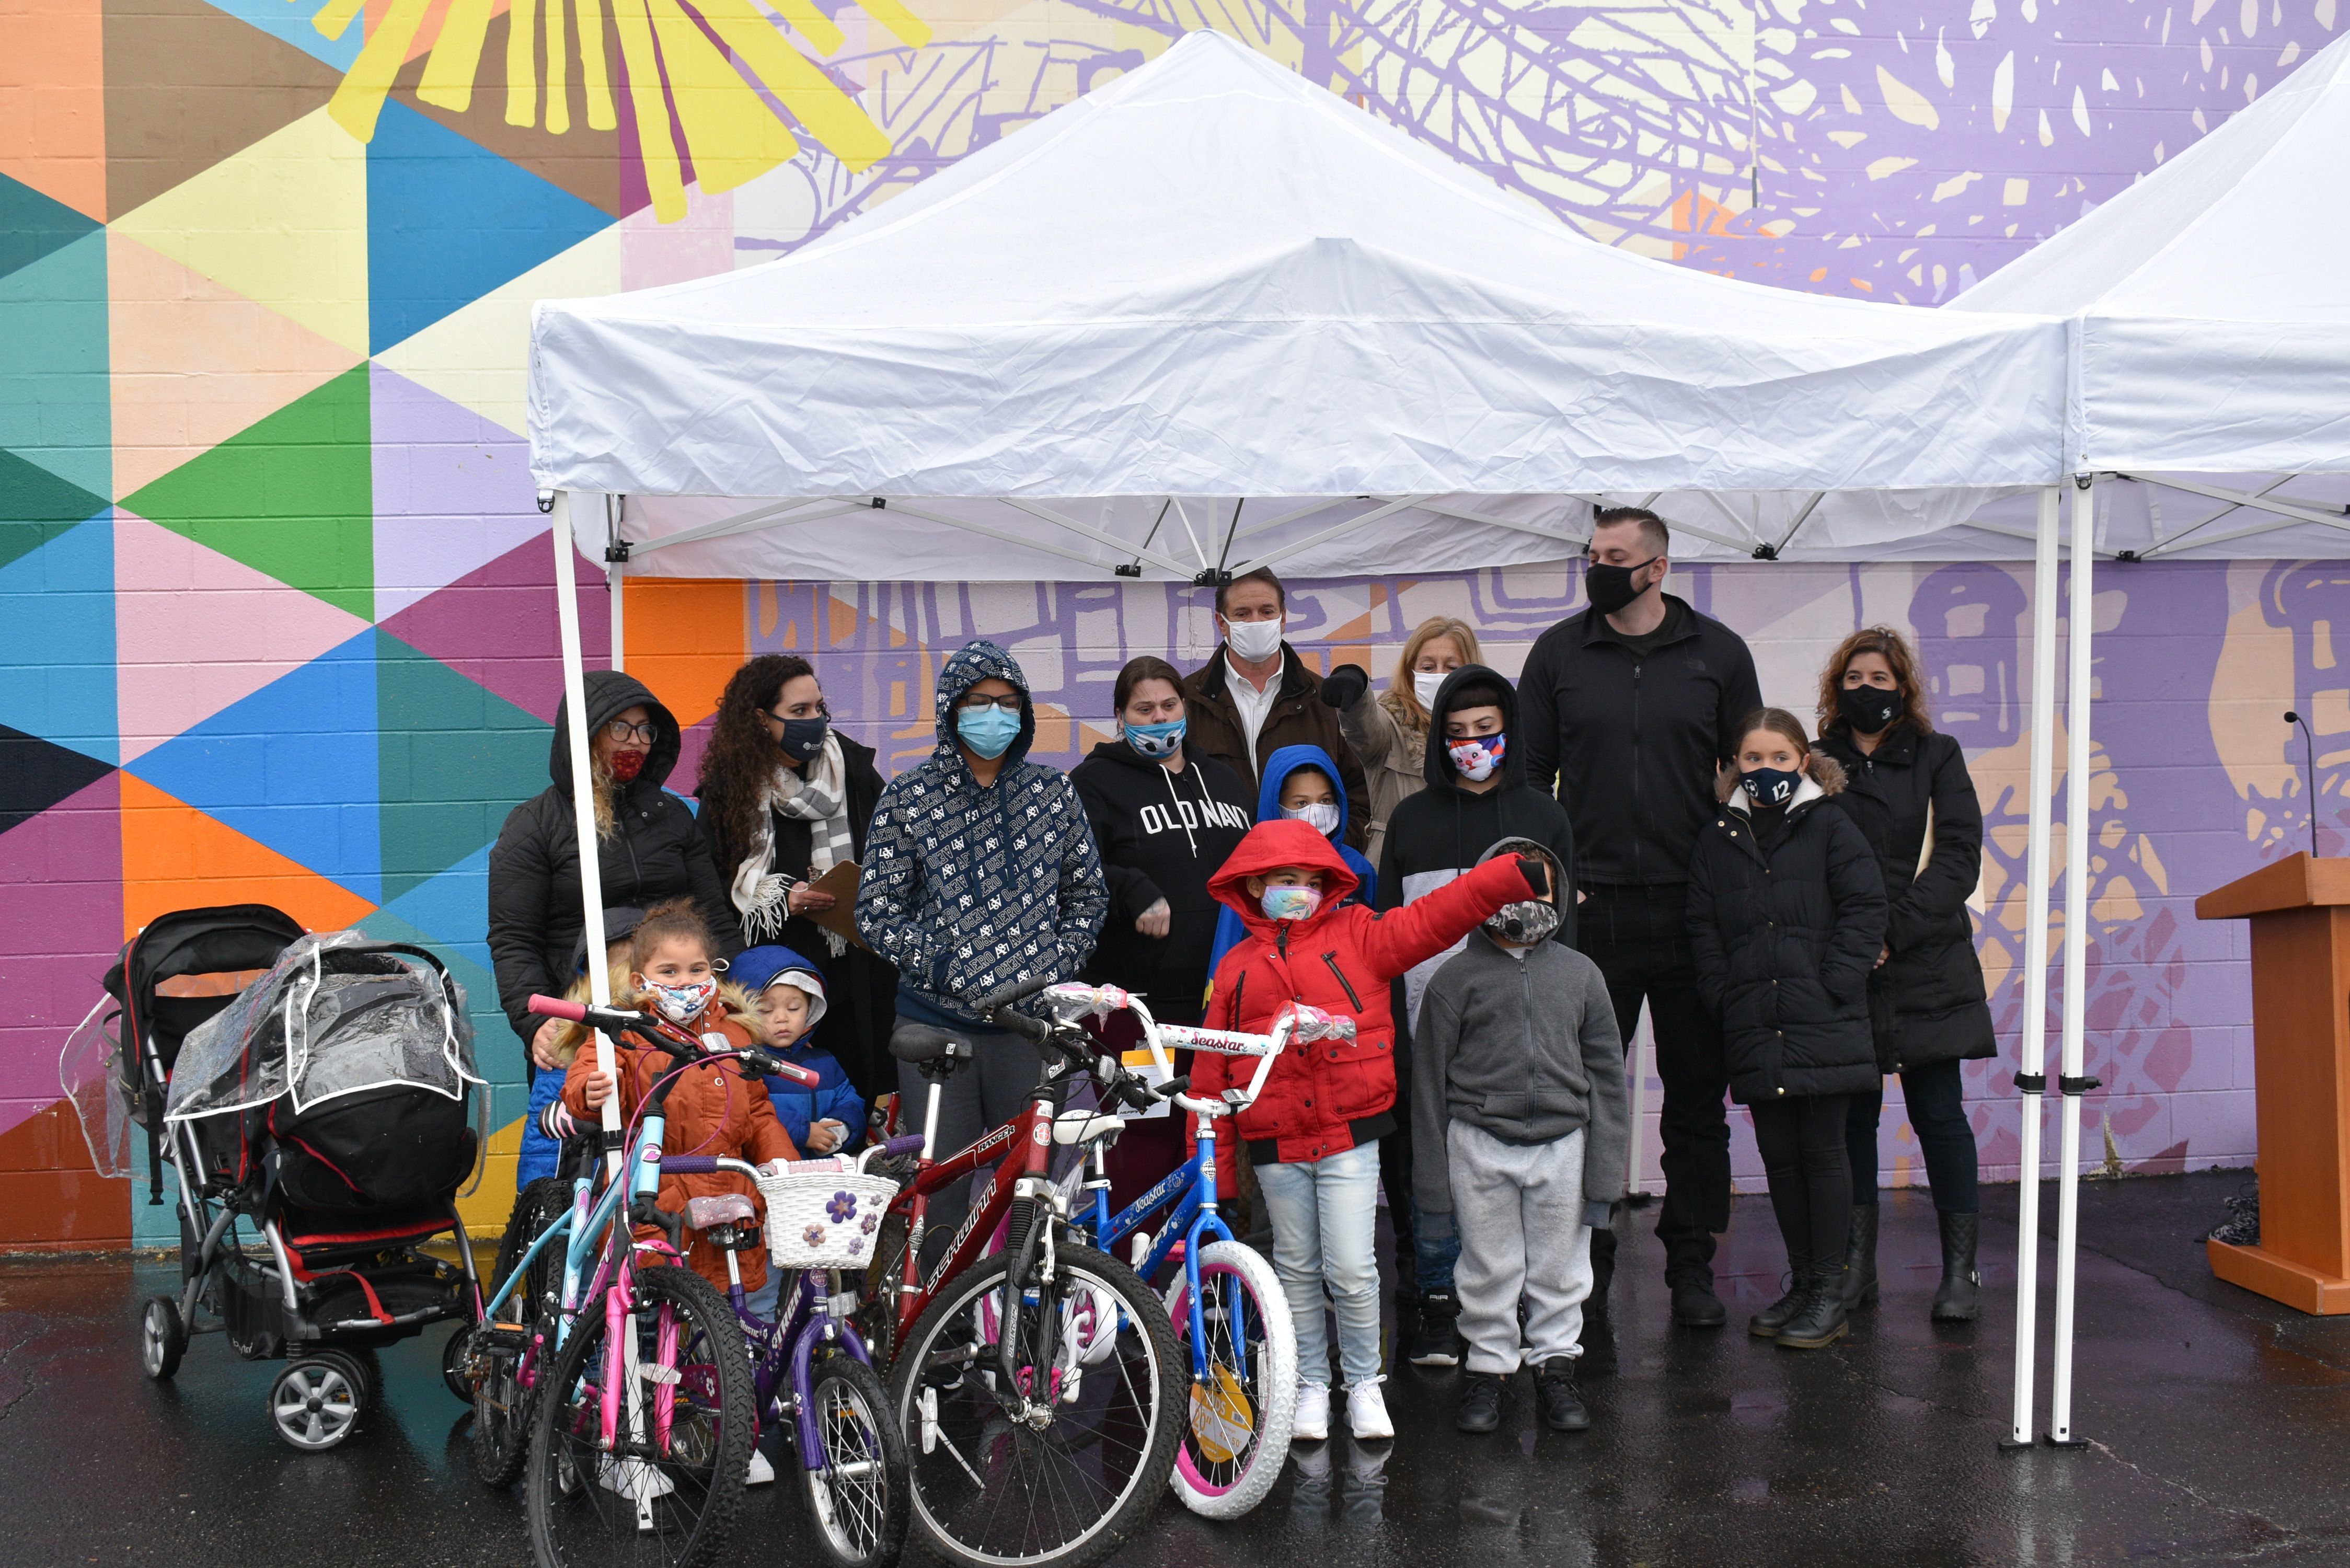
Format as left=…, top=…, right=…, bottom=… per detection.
left=527, top=994, right=586, bottom=1021
left=755, top=1057, right=823, bottom=1088
left=972, top=973, right=1056, bottom=1014
left=662, top=1155, right=719, bottom=1174
left=881, top=1133, right=926, bottom=1158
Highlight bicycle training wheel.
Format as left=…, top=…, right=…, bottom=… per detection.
left=796, top=1351, right=909, bottom=1568
left=527, top=1263, right=755, bottom=1568
left=1162, top=1240, right=1297, bottom=1519
left=891, top=1241, right=1182, bottom=1568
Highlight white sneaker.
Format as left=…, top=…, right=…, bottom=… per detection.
left=1293, top=1381, right=1331, bottom=1442
left=1346, top=1378, right=1393, bottom=1441
left=745, top=1447, right=776, bottom=1486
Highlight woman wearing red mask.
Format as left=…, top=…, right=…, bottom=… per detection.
left=488, top=669, right=741, bottom=1188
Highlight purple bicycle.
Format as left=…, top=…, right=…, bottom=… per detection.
left=668, top=1138, right=923, bottom=1568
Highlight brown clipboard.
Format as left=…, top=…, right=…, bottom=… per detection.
left=805, top=860, right=871, bottom=952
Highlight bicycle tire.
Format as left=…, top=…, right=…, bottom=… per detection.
left=527, top=1263, right=755, bottom=1568
left=796, top=1352, right=910, bottom=1568
left=471, top=1178, right=575, bottom=1488
left=890, top=1241, right=1182, bottom=1568
left=1162, top=1240, right=1296, bottom=1519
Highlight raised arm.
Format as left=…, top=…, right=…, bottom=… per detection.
left=1357, top=854, right=1545, bottom=982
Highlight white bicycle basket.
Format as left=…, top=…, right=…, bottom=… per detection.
left=757, top=1160, right=900, bottom=1270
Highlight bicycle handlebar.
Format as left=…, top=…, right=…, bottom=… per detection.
left=666, top=1133, right=919, bottom=1183
left=524, top=993, right=820, bottom=1086
left=1043, top=983, right=1324, bottom=1119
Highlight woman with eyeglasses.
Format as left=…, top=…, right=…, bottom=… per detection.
left=695, top=653, right=896, bottom=1101
left=488, top=671, right=742, bottom=1184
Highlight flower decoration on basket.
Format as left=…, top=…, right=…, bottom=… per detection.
left=826, top=1191, right=858, bottom=1224
left=861, top=1213, right=879, bottom=1235
left=848, top=1237, right=866, bottom=1256
left=803, top=1224, right=827, bottom=1249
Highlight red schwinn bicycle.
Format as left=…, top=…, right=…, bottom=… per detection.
left=856, top=976, right=1185, bottom=1568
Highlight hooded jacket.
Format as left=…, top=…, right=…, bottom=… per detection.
left=1070, top=736, right=1254, bottom=1018
left=1190, top=820, right=1546, bottom=1170
left=1205, top=743, right=1379, bottom=989
left=853, top=641, right=1108, bottom=1023
left=1182, top=643, right=1372, bottom=848
left=1814, top=724, right=1997, bottom=1071
left=1377, top=665, right=1579, bottom=1027
left=732, top=944, right=869, bottom=1149
left=1686, top=763, right=1888, bottom=1103
left=488, top=670, right=740, bottom=1050
left=1517, top=593, right=1764, bottom=889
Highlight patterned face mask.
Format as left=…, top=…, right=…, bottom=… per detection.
left=1447, top=732, right=1507, bottom=782
left=1484, top=900, right=1562, bottom=946
left=1124, top=718, right=1185, bottom=758
left=1282, top=802, right=1341, bottom=836
left=1259, top=884, right=1321, bottom=921
left=642, top=976, right=718, bottom=1025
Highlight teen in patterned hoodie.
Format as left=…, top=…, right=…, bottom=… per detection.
left=854, top=639, right=1108, bottom=1258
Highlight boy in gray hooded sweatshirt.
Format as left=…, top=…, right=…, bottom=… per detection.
left=1412, top=838, right=1628, bottom=1435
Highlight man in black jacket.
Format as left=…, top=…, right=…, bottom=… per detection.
left=1519, top=508, right=1764, bottom=1329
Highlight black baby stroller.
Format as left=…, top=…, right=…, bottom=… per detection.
left=62, top=906, right=486, bottom=1450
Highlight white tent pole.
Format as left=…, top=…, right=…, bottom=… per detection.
left=2007, top=482, right=2061, bottom=1449
left=548, top=493, right=619, bottom=1139
left=606, top=496, right=626, bottom=674
left=2049, top=474, right=2097, bottom=1447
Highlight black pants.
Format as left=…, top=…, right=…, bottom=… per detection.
left=894, top=1014, right=1042, bottom=1269
left=1750, top=1094, right=1852, bottom=1271
left=1846, top=1055, right=1980, bottom=1213
left=1577, top=883, right=1731, bottom=1285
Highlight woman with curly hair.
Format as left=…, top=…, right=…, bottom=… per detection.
left=695, top=654, right=896, bottom=1100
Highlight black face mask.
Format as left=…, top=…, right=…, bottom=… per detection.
left=1585, top=555, right=1658, bottom=617
left=1837, top=684, right=1902, bottom=735
left=1741, top=766, right=1802, bottom=808
left=776, top=715, right=830, bottom=764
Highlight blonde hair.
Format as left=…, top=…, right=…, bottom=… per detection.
left=590, top=751, right=618, bottom=839
left=1388, top=617, right=1483, bottom=727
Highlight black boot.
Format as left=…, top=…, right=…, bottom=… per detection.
left=1671, top=1274, right=1727, bottom=1329
left=1534, top=1358, right=1589, bottom=1432
left=1775, top=1265, right=1850, bottom=1350
left=1407, top=1289, right=1461, bottom=1366
left=1931, top=1210, right=1982, bottom=1321
left=1455, top=1372, right=1505, bottom=1433
left=1838, top=1205, right=1880, bottom=1311
left=1748, top=1250, right=1808, bottom=1339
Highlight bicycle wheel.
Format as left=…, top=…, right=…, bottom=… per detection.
left=891, top=1241, right=1182, bottom=1568
left=1162, top=1240, right=1296, bottom=1519
left=796, top=1352, right=909, bottom=1568
left=527, top=1263, right=755, bottom=1568
left=471, top=1178, right=575, bottom=1488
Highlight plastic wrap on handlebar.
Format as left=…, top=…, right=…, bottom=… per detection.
left=527, top=994, right=586, bottom=1021
left=662, top=1155, right=718, bottom=1174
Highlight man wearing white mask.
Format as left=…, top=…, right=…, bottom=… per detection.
left=1181, top=567, right=1370, bottom=851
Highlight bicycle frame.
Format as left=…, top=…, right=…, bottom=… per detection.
left=883, top=1092, right=1061, bottom=1346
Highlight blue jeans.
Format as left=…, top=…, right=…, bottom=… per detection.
left=1256, top=1138, right=1383, bottom=1389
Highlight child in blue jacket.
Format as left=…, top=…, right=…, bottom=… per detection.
left=733, top=945, right=866, bottom=1154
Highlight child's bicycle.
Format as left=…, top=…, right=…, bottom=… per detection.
left=459, top=993, right=818, bottom=1568
left=664, top=1136, right=925, bottom=1568
left=1031, top=983, right=1323, bottom=1519
left=857, top=976, right=1188, bottom=1568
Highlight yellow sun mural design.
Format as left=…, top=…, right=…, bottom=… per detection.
left=309, top=0, right=920, bottom=221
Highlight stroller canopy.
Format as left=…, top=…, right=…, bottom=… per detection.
left=166, top=932, right=480, bottom=1125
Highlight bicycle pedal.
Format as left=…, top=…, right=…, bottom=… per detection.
left=636, top=1363, right=682, bottom=1386
left=918, top=1386, right=940, bottom=1455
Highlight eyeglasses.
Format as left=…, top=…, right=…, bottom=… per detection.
left=957, top=694, right=1022, bottom=712
left=603, top=719, right=658, bottom=743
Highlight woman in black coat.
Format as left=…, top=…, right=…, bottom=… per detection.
left=1814, top=626, right=1998, bottom=1322
left=695, top=654, right=897, bottom=1101
left=1688, top=707, right=1886, bottom=1350
left=488, top=669, right=741, bottom=1073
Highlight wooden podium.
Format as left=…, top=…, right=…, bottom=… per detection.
left=2196, top=852, right=2350, bottom=1313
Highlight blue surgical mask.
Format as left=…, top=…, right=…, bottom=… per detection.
left=1741, top=766, right=1802, bottom=808
left=1259, top=884, right=1321, bottom=921
left=1125, top=718, right=1185, bottom=759
left=955, top=703, right=1022, bottom=760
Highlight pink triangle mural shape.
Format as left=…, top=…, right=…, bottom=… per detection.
left=114, top=509, right=372, bottom=763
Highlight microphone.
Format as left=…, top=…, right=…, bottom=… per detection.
left=2287, top=711, right=2320, bottom=858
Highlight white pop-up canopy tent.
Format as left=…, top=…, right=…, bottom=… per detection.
left=526, top=26, right=2109, bottom=1448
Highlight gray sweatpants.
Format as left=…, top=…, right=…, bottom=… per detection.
left=1447, top=1121, right=1593, bottom=1374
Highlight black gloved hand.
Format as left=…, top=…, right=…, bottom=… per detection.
left=1320, top=664, right=1370, bottom=710
left=1514, top=855, right=1552, bottom=900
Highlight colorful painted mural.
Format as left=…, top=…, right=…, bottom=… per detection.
left=0, top=0, right=2333, bottom=1247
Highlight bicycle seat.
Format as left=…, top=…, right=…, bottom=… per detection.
left=890, top=1022, right=971, bottom=1065
left=684, top=1193, right=757, bottom=1231
left=1052, top=1110, right=1124, bottom=1147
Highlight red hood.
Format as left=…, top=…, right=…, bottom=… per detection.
left=1207, top=820, right=1361, bottom=935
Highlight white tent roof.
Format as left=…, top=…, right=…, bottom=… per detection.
left=1956, top=30, right=2350, bottom=480
left=529, top=30, right=2067, bottom=580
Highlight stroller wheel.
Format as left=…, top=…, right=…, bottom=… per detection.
left=442, top=1324, right=476, bottom=1404
left=141, top=1296, right=187, bottom=1381
left=269, top=1352, right=366, bottom=1451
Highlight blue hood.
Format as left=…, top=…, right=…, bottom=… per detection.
left=1257, top=743, right=1354, bottom=838
left=933, top=639, right=1035, bottom=769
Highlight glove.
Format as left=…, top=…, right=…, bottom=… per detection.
left=1319, top=663, right=1370, bottom=710
left=1514, top=854, right=1552, bottom=900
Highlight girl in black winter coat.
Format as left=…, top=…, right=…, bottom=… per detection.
left=695, top=654, right=898, bottom=1102
left=1687, top=707, right=1887, bottom=1350
left=1814, top=627, right=1997, bottom=1322
left=488, top=670, right=742, bottom=1078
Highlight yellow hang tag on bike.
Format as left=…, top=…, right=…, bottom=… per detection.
left=1189, top=1363, right=1254, bottom=1464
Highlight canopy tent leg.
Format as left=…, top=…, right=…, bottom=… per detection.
left=547, top=494, right=619, bottom=1100
left=606, top=495, right=625, bottom=673
left=2048, top=474, right=2098, bottom=1447
left=2006, top=483, right=2062, bottom=1450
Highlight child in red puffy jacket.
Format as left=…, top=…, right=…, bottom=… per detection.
left=1191, top=818, right=1547, bottom=1444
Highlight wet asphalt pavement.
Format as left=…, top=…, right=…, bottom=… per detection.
left=5, top=1169, right=2348, bottom=1567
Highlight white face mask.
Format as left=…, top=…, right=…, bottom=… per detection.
left=1225, top=616, right=1283, bottom=663
left=1282, top=801, right=1341, bottom=836
left=1413, top=670, right=1448, bottom=710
